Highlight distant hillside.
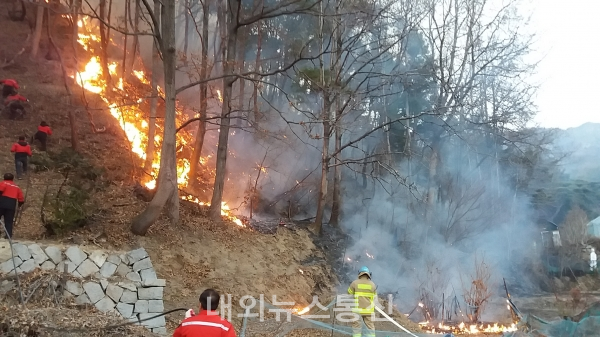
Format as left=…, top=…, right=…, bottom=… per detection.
left=552, top=122, right=600, bottom=182
left=531, top=180, right=600, bottom=227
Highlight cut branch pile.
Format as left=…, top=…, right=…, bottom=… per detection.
left=0, top=270, right=156, bottom=336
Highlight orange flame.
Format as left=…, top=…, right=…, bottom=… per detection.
left=419, top=321, right=517, bottom=334
left=73, top=19, right=244, bottom=227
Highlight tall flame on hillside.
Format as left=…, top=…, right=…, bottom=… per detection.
left=73, top=17, right=243, bottom=227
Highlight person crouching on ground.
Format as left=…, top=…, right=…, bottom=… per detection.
left=33, top=121, right=52, bottom=151
left=4, top=93, right=28, bottom=120
left=0, top=79, right=19, bottom=98
left=173, top=288, right=237, bottom=337
left=0, top=173, right=24, bottom=239
left=10, top=136, right=32, bottom=180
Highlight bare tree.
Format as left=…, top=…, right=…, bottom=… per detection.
left=144, top=0, right=161, bottom=173
left=560, top=206, right=589, bottom=247
left=31, top=0, right=45, bottom=58
left=188, top=0, right=211, bottom=187
left=208, top=0, right=240, bottom=219
left=421, top=0, right=535, bottom=220
left=131, top=0, right=179, bottom=235
left=461, top=254, right=493, bottom=323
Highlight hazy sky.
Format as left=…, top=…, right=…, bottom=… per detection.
left=524, top=0, right=600, bottom=129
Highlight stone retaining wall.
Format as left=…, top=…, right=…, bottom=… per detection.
left=0, top=242, right=167, bottom=335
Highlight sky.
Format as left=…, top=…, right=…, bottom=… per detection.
left=523, top=0, right=600, bottom=129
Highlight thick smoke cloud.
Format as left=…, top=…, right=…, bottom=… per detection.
left=338, top=138, right=539, bottom=318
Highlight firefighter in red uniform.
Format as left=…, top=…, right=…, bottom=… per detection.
left=4, top=93, right=28, bottom=120
left=10, top=136, right=32, bottom=180
left=33, top=121, right=52, bottom=151
left=0, top=79, right=19, bottom=98
left=173, top=289, right=237, bottom=337
left=0, top=173, right=24, bottom=239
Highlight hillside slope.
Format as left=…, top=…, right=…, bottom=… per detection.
left=553, top=122, right=600, bottom=182
left=0, top=2, right=341, bottom=335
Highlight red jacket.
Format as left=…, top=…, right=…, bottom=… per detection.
left=38, top=125, right=52, bottom=135
left=0, top=181, right=24, bottom=202
left=11, top=142, right=32, bottom=156
left=173, top=310, right=236, bottom=337
left=5, top=94, right=26, bottom=106
left=0, top=180, right=25, bottom=209
left=0, top=79, right=19, bottom=89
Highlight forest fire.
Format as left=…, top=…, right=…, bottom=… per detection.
left=418, top=321, right=517, bottom=334
left=73, top=18, right=244, bottom=227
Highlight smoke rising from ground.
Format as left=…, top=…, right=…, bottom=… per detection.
left=338, top=138, right=539, bottom=317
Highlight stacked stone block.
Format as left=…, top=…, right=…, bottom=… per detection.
left=0, top=243, right=167, bottom=335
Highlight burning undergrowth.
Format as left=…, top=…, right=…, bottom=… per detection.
left=73, top=17, right=244, bottom=227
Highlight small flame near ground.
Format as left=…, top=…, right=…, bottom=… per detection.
left=290, top=306, right=310, bottom=315
left=418, top=321, right=517, bottom=334
left=73, top=18, right=244, bottom=227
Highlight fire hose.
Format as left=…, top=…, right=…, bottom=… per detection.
left=1, top=219, right=24, bottom=304
left=375, top=306, right=420, bottom=337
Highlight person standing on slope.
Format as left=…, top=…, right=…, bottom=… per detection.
left=348, top=266, right=378, bottom=337
left=33, top=121, right=52, bottom=151
left=10, top=136, right=32, bottom=180
left=0, top=173, right=24, bottom=239
left=173, top=288, right=237, bottom=337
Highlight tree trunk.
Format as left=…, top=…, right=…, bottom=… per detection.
left=144, top=0, right=161, bottom=173
left=129, top=0, right=140, bottom=73
left=328, top=0, right=343, bottom=227
left=313, top=96, right=331, bottom=235
left=188, top=0, right=209, bottom=186
left=251, top=0, right=262, bottom=127
left=98, top=0, right=111, bottom=84
left=31, top=2, right=45, bottom=58
left=131, top=0, right=179, bottom=235
left=209, top=0, right=240, bottom=220
left=107, top=0, right=113, bottom=45
left=425, top=142, right=439, bottom=230
left=121, top=0, right=128, bottom=79
left=236, top=30, right=246, bottom=128
left=403, top=97, right=411, bottom=155
left=183, top=0, right=189, bottom=65
left=71, top=0, right=80, bottom=54
left=313, top=0, right=330, bottom=236
left=329, top=119, right=342, bottom=226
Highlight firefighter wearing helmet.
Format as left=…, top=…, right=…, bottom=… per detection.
left=347, top=266, right=377, bottom=337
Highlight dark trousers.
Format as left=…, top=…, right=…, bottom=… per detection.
left=2, top=85, right=16, bottom=98
left=0, top=208, right=16, bottom=238
left=8, top=102, right=24, bottom=120
left=15, top=157, right=27, bottom=178
left=34, top=131, right=48, bottom=151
